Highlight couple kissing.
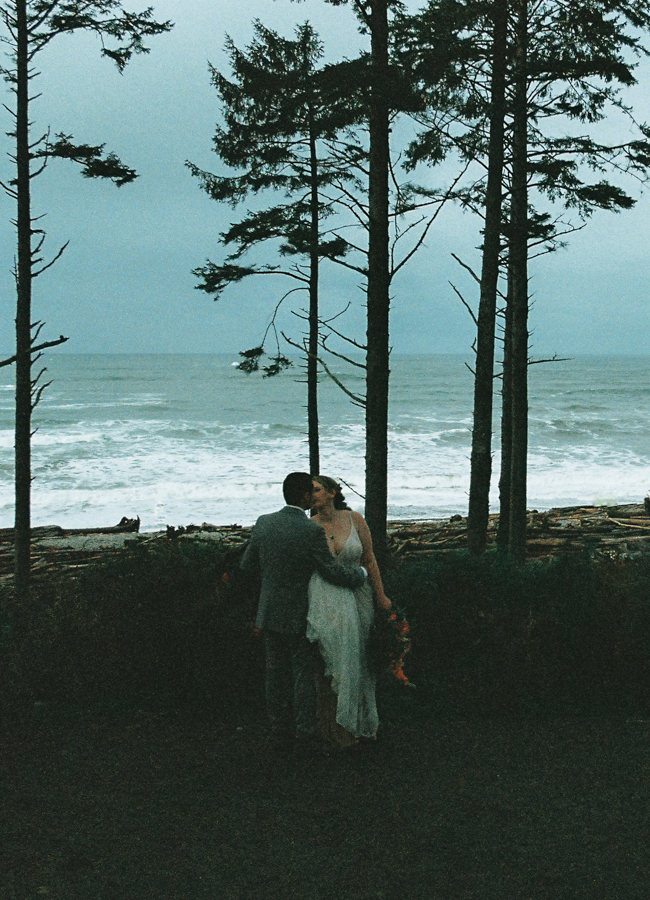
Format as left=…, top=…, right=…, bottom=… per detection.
left=240, top=471, right=391, bottom=755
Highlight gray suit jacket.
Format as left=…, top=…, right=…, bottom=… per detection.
left=240, top=505, right=366, bottom=634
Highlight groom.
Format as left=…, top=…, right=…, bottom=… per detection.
left=241, top=471, right=367, bottom=751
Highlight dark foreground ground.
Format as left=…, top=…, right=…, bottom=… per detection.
left=2, top=696, right=649, bottom=900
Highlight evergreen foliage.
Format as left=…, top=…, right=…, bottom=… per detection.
left=188, top=20, right=364, bottom=299
left=189, top=20, right=367, bottom=472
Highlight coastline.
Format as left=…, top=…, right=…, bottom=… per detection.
left=1, top=500, right=649, bottom=589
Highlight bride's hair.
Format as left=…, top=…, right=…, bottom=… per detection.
left=313, top=474, right=350, bottom=510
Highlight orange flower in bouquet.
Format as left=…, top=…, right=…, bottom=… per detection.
left=368, top=604, right=414, bottom=687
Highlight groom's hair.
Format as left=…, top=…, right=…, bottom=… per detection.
left=283, top=472, right=313, bottom=506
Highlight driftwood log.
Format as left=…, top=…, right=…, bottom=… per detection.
left=1, top=504, right=649, bottom=590
left=386, top=502, right=650, bottom=560
left=0, top=516, right=140, bottom=543
left=0, top=518, right=142, bottom=587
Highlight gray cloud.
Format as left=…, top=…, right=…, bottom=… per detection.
left=0, top=0, right=648, bottom=359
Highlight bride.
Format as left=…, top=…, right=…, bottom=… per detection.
left=306, top=475, right=392, bottom=748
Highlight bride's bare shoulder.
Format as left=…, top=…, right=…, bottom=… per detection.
left=350, top=509, right=367, bottom=529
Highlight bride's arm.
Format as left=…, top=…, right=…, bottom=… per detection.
left=352, top=511, right=391, bottom=610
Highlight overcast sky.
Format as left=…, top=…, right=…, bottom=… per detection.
left=0, top=0, right=648, bottom=359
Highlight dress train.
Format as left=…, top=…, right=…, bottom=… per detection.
left=306, top=517, right=378, bottom=741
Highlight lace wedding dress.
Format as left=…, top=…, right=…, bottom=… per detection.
left=306, top=516, right=378, bottom=739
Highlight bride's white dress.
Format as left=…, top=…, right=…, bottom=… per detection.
left=306, top=516, right=378, bottom=738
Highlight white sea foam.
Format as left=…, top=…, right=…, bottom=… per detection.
left=0, top=353, right=649, bottom=529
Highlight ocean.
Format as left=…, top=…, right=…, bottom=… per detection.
left=0, top=353, right=648, bottom=531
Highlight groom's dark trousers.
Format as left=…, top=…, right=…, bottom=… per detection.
left=263, top=631, right=317, bottom=739
left=241, top=505, right=365, bottom=742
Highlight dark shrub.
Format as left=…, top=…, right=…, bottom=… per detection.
left=3, top=543, right=649, bottom=724
left=385, top=551, right=650, bottom=716
left=0, top=537, right=264, bottom=723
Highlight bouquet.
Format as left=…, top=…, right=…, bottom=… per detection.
left=368, top=604, right=414, bottom=687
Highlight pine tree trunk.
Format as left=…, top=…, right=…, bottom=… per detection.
left=15, top=0, right=32, bottom=602
left=508, top=0, right=529, bottom=560
left=497, top=275, right=513, bottom=548
left=467, top=0, right=508, bottom=555
left=365, top=0, right=391, bottom=568
left=307, top=100, right=320, bottom=475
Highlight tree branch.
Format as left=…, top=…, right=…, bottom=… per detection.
left=451, top=253, right=481, bottom=284
left=449, top=281, right=478, bottom=326
left=0, top=333, right=69, bottom=368
left=32, top=240, right=70, bottom=277
left=281, top=332, right=366, bottom=407
left=320, top=335, right=366, bottom=369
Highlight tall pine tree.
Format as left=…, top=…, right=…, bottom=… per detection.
left=188, top=21, right=364, bottom=475
left=399, top=0, right=650, bottom=556
left=0, top=0, right=171, bottom=601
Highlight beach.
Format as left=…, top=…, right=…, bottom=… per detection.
left=2, top=500, right=650, bottom=593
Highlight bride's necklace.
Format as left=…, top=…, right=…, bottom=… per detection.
left=320, top=512, right=336, bottom=542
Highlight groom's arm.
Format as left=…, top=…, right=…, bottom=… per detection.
left=310, top=525, right=366, bottom=589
